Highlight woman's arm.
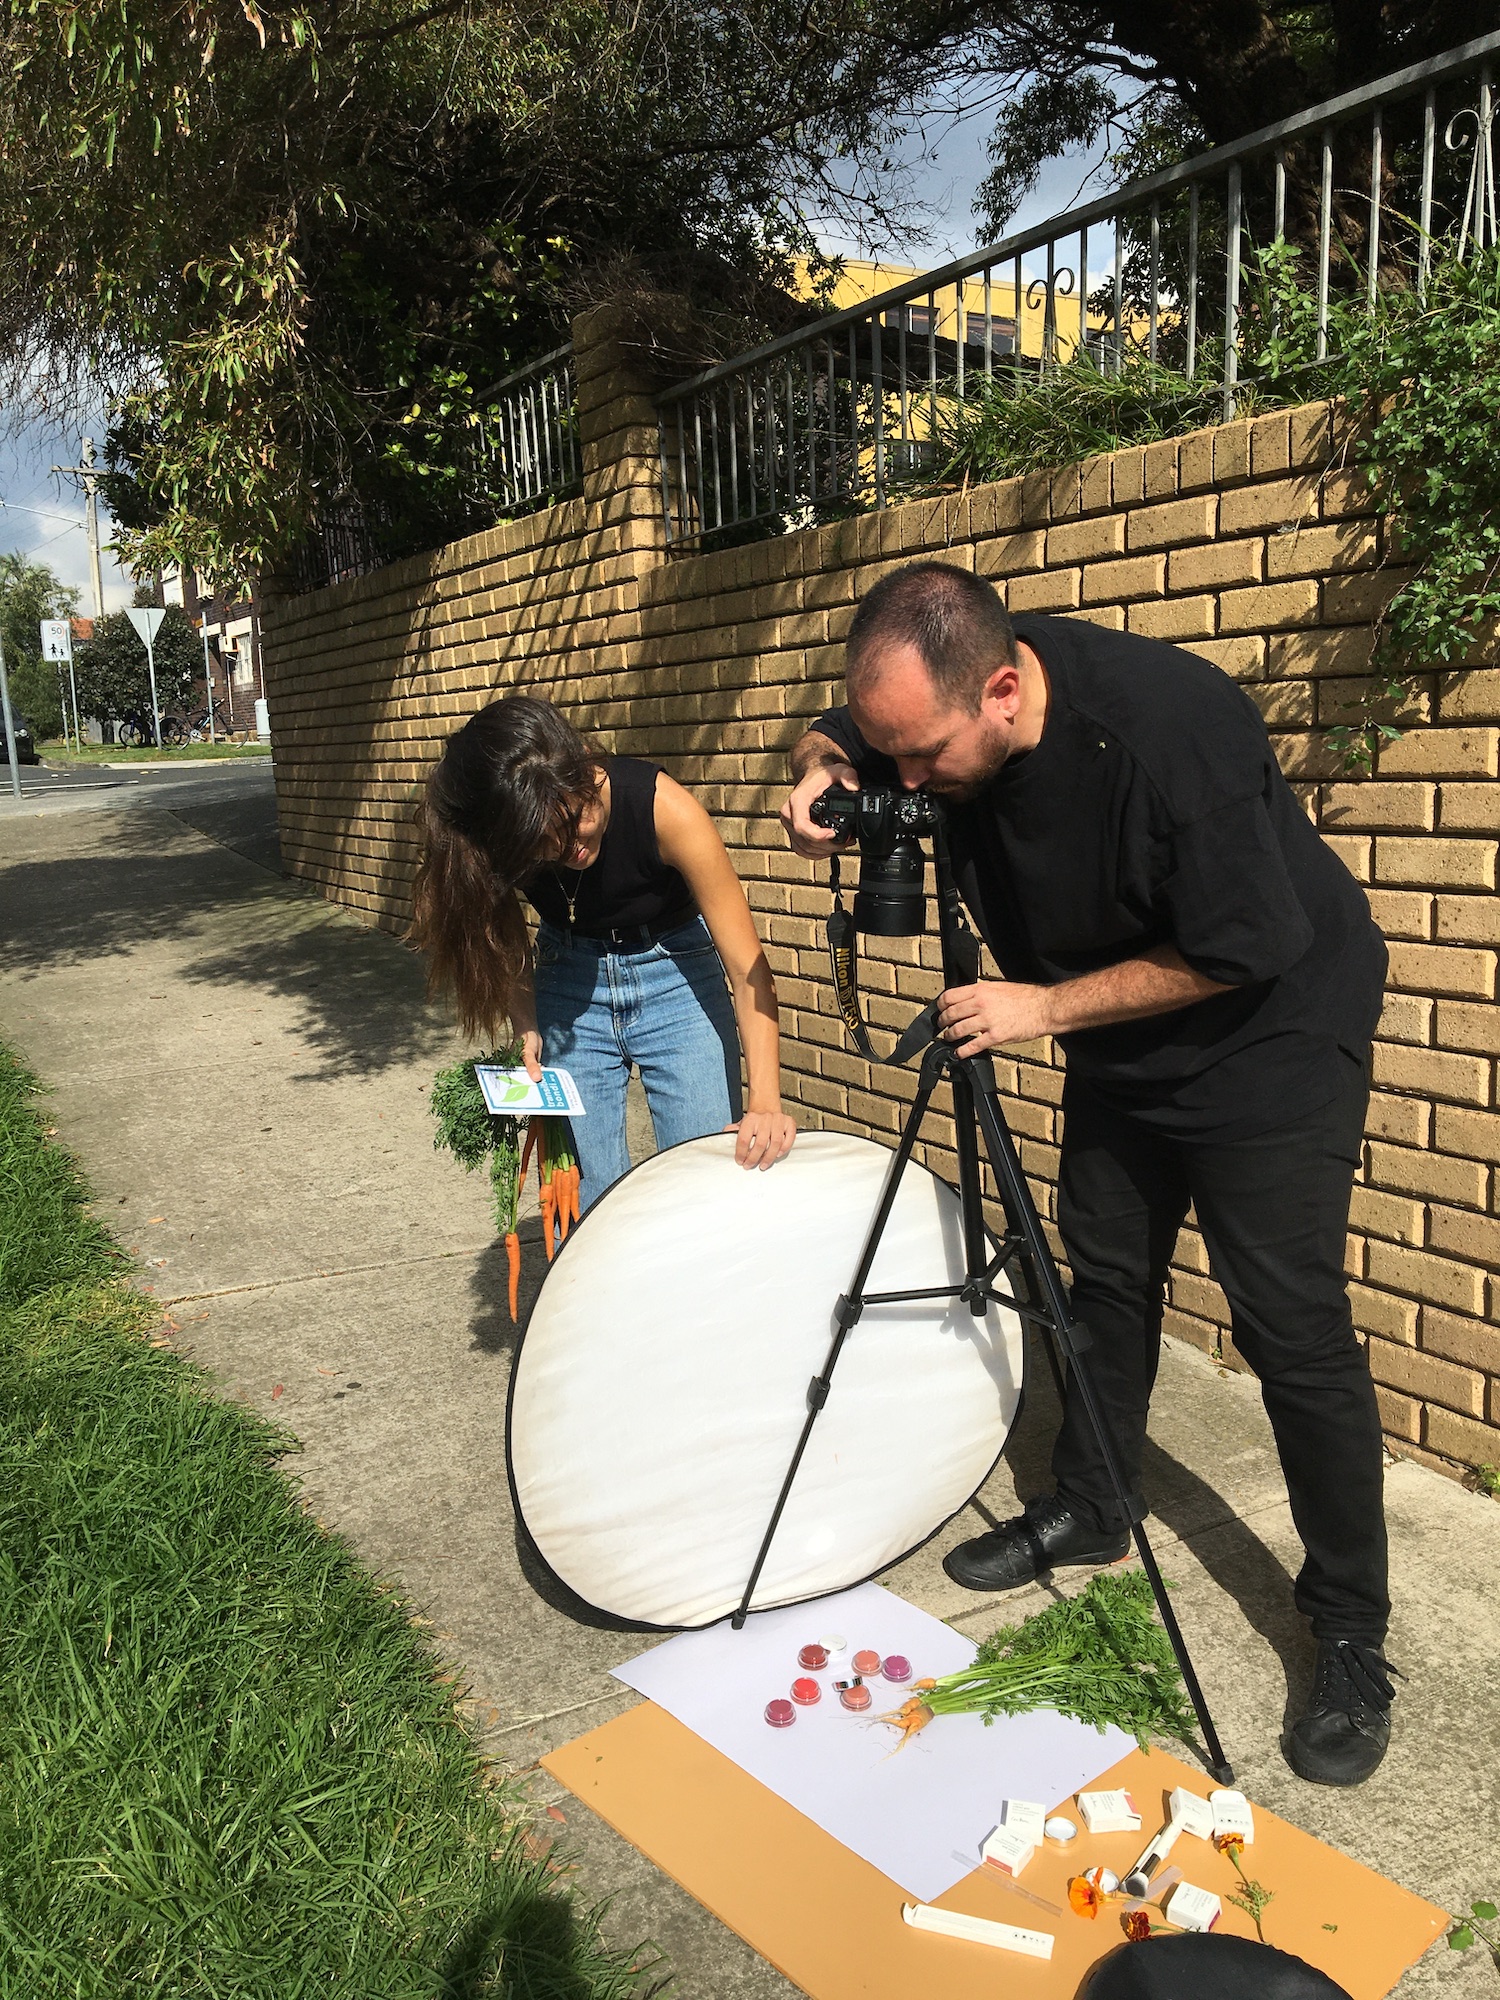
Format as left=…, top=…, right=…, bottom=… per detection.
left=654, top=773, right=796, bottom=1170
left=510, top=938, right=546, bottom=1082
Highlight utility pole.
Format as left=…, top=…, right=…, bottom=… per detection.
left=51, top=438, right=107, bottom=619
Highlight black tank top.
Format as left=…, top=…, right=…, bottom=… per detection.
left=526, top=758, right=697, bottom=939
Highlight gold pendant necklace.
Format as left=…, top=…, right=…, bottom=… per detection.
left=554, top=866, right=582, bottom=927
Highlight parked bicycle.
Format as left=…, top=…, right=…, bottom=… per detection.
left=159, top=700, right=233, bottom=746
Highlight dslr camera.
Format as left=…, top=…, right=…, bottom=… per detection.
left=808, top=785, right=941, bottom=937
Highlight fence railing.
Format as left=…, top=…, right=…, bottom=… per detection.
left=290, top=345, right=580, bottom=593
left=656, top=30, right=1500, bottom=550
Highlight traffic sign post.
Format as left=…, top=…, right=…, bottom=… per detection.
left=0, top=626, right=21, bottom=799
left=40, top=618, right=81, bottom=750
left=124, top=606, right=167, bottom=747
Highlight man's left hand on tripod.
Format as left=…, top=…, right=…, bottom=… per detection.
left=938, top=951, right=1232, bottom=1056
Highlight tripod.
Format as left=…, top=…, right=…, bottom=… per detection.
left=731, top=820, right=1234, bottom=1786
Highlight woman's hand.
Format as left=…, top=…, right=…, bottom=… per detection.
left=727, top=1108, right=798, bottom=1170
left=521, top=1028, right=545, bottom=1083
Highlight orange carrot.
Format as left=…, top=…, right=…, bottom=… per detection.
left=505, top=1231, right=521, bottom=1322
left=521, top=1122, right=539, bottom=1177
left=556, top=1165, right=575, bottom=1243
left=539, top=1175, right=556, bottom=1261
left=875, top=1698, right=935, bottom=1747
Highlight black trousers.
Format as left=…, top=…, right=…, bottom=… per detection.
left=1050, top=1051, right=1390, bottom=1645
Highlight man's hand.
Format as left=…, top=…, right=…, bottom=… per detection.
left=780, top=754, right=859, bottom=858
left=936, top=980, right=1055, bottom=1056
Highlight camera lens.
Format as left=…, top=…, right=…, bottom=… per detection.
left=853, top=837, right=927, bottom=937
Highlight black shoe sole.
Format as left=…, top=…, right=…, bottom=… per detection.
left=1283, top=1730, right=1390, bottom=1787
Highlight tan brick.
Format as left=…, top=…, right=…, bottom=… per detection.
left=1217, top=578, right=1324, bottom=634
left=1370, top=1342, right=1485, bottom=1416
left=1126, top=496, right=1217, bottom=551
left=1438, top=781, right=1500, bottom=830
left=1270, top=628, right=1373, bottom=679
left=1428, top=1202, right=1500, bottom=1266
left=1376, top=836, right=1497, bottom=889
left=1349, top=1283, right=1420, bottom=1345
left=1376, top=991, right=1432, bottom=1043
left=975, top=531, right=1046, bottom=579
left=1071, top=605, right=1127, bottom=632
left=1289, top=401, right=1338, bottom=465
left=1320, top=782, right=1435, bottom=831
left=1319, top=467, right=1381, bottom=519
left=1249, top=410, right=1292, bottom=477
left=1218, top=474, right=1321, bottom=536
left=1365, top=1090, right=1430, bottom=1144
left=1371, top=1042, right=1490, bottom=1104
left=1047, top=515, right=1127, bottom=565
left=1168, top=540, right=1264, bottom=592
left=1421, top=1308, right=1500, bottom=1372
left=1365, top=888, right=1430, bottom=942
left=1189, top=636, right=1266, bottom=681
left=1424, top=1405, right=1500, bottom=1468
left=1435, top=894, right=1500, bottom=945
left=1078, top=453, right=1113, bottom=514
left=1386, top=940, right=1495, bottom=998
left=1434, top=1104, right=1500, bottom=1162
left=1265, top=521, right=1379, bottom=580
left=1374, top=1384, right=1422, bottom=1442
left=1008, top=568, right=1082, bottom=613
left=1178, top=427, right=1216, bottom=493
left=1081, top=553, right=1167, bottom=604
left=1247, top=680, right=1315, bottom=727
left=1441, top=669, right=1500, bottom=722
left=1171, top=1270, right=1230, bottom=1322
left=1365, top=1240, right=1486, bottom=1313
left=1127, top=596, right=1216, bottom=641
left=1383, top=728, right=1499, bottom=778
left=1349, top=1184, right=1424, bottom=1243
left=1435, top=1000, right=1500, bottom=1055
left=1321, top=832, right=1371, bottom=881
left=1368, top=1141, right=1487, bottom=1207
left=1140, top=437, right=1179, bottom=500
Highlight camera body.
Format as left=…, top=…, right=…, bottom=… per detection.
left=809, top=785, right=940, bottom=937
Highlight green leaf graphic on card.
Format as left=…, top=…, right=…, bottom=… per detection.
left=502, top=1082, right=529, bottom=1103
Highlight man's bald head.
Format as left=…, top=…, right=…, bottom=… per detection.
left=845, top=562, right=1016, bottom=714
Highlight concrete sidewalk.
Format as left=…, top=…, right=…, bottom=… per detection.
left=1, top=784, right=1495, bottom=1999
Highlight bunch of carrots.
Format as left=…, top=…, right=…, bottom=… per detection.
left=429, top=1049, right=580, bottom=1323
left=523, top=1117, right=579, bottom=1263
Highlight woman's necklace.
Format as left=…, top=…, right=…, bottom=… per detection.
left=553, top=865, right=583, bottom=928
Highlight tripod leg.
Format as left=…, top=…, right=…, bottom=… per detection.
left=729, top=1051, right=945, bottom=1629
left=965, top=1057, right=1235, bottom=1783
left=950, top=1066, right=990, bottom=1316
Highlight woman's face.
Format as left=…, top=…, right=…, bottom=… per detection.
left=541, top=773, right=609, bottom=871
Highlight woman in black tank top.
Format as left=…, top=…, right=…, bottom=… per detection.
left=411, top=696, right=796, bottom=1208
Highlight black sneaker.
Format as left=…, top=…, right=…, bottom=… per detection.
left=942, top=1492, right=1132, bottom=1593
left=1285, top=1640, right=1401, bottom=1787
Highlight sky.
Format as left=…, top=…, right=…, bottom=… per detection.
left=0, top=97, right=1109, bottom=609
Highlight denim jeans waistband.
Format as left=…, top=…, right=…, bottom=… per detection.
left=536, top=915, right=709, bottom=957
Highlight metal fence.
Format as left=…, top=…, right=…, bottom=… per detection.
left=656, top=29, right=1500, bottom=550
left=291, top=345, right=580, bottom=592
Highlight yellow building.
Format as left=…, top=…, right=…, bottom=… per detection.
left=799, top=256, right=1110, bottom=368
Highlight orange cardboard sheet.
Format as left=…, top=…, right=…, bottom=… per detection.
left=545, top=1703, right=1446, bottom=2000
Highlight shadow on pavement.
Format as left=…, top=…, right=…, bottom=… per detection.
left=0, top=813, right=456, bottom=1083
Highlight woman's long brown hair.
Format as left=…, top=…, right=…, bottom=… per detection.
left=409, top=697, right=602, bottom=1040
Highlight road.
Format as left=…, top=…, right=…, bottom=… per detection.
left=0, top=756, right=282, bottom=873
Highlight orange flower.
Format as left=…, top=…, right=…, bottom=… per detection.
left=1122, top=1910, right=1152, bottom=1942
left=1069, top=1876, right=1103, bottom=1919
left=1215, top=1832, right=1246, bottom=1858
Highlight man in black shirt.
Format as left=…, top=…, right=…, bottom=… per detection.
left=781, top=561, right=1396, bottom=1786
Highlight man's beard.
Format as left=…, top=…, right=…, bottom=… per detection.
left=925, top=721, right=1011, bottom=801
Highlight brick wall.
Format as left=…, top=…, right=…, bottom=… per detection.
left=262, top=311, right=1500, bottom=1481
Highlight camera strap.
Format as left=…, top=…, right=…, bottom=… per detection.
left=826, top=854, right=946, bottom=1066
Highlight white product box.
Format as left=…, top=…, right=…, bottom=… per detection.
left=980, top=1824, right=1036, bottom=1878
left=1077, top=1788, right=1141, bottom=1835
left=1164, top=1881, right=1221, bottom=1933
left=902, top=1903, right=1054, bottom=1960
left=1168, top=1787, right=1216, bottom=1841
left=1000, top=1798, right=1048, bottom=1846
left=1210, top=1788, right=1255, bottom=1844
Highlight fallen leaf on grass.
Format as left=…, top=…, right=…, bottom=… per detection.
left=147, top=1216, right=165, bottom=1225
left=546, top=1806, right=567, bottom=1823
left=316, top=1366, right=336, bottom=1376
left=271, top=1384, right=284, bottom=1399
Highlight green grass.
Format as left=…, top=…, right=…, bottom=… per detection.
left=42, top=741, right=273, bottom=762
left=0, top=1046, right=651, bottom=1999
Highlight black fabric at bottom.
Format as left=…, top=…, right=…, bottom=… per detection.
left=1050, top=1050, right=1390, bottom=1646
left=1081, top=1934, right=1354, bottom=1999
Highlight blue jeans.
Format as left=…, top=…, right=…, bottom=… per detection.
left=534, top=918, right=743, bottom=1210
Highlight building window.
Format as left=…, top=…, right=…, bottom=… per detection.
left=965, top=314, right=1017, bottom=355
left=881, top=303, right=936, bottom=337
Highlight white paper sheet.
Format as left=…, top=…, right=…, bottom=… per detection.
left=612, top=1581, right=1134, bottom=1902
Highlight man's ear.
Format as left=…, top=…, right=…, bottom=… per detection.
left=979, top=655, right=1022, bottom=719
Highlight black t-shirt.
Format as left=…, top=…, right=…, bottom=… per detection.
left=525, top=756, right=697, bottom=939
left=815, top=614, right=1387, bottom=1138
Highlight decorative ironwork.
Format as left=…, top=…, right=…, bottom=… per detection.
left=657, top=30, right=1500, bottom=549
